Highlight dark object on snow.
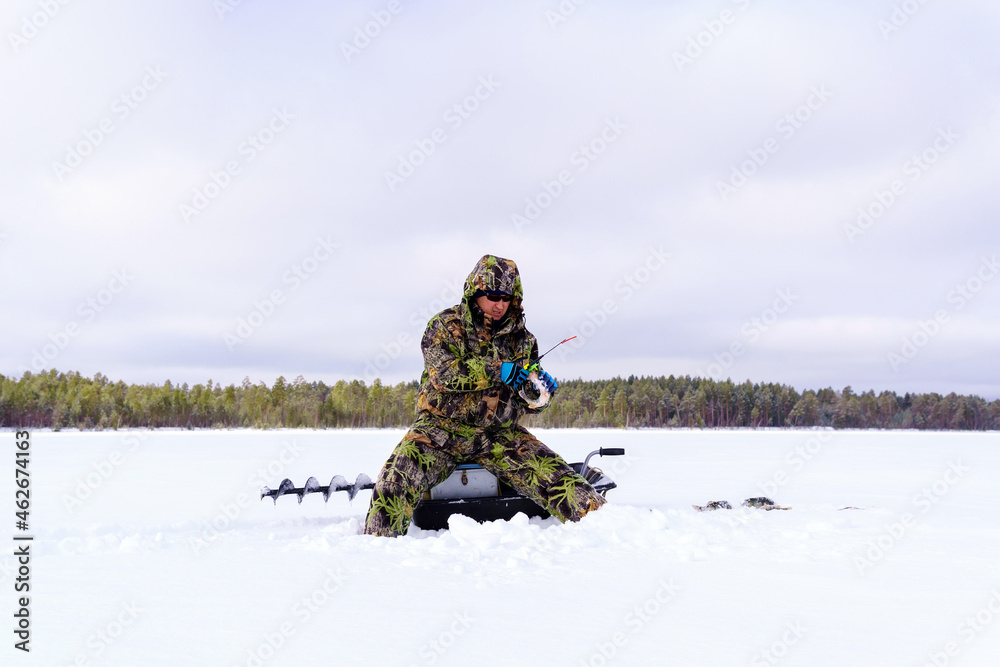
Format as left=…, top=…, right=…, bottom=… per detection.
left=693, top=497, right=792, bottom=512
left=260, top=448, right=623, bottom=531
left=741, top=497, right=791, bottom=510
left=692, top=500, right=732, bottom=512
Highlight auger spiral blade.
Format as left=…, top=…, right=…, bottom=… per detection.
left=324, top=475, right=348, bottom=502
left=301, top=477, right=321, bottom=504
left=261, top=479, right=296, bottom=504
left=348, top=473, right=373, bottom=501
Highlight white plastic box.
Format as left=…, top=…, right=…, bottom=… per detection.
left=429, top=464, right=499, bottom=500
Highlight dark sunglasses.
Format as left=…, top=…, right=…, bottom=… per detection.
left=484, top=293, right=512, bottom=303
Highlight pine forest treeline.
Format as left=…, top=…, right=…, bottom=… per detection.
left=3, top=370, right=999, bottom=431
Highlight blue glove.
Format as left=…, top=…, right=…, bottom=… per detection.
left=538, top=370, right=558, bottom=394
left=500, top=361, right=529, bottom=388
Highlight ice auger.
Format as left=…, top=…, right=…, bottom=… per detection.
left=260, top=473, right=374, bottom=504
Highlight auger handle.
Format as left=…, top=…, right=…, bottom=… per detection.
left=580, top=447, right=627, bottom=479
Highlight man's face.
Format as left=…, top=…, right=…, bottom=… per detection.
left=476, top=294, right=511, bottom=321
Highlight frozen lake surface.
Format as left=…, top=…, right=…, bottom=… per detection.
left=5, top=428, right=1000, bottom=666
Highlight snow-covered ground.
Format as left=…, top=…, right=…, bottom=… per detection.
left=5, top=428, right=1000, bottom=666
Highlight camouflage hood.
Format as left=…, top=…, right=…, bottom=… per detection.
left=460, top=254, right=525, bottom=337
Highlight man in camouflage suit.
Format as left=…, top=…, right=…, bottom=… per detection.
left=364, top=254, right=606, bottom=537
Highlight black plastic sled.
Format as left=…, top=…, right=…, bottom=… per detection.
left=261, top=447, right=625, bottom=531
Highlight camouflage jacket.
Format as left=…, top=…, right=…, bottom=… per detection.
left=416, top=255, right=550, bottom=428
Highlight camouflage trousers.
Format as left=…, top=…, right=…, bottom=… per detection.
left=364, top=416, right=606, bottom=537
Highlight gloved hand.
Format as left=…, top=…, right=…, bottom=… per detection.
left=537, top=369, right=558, bottom=394
left=520, top=362, right=558, bottom=395
left=500, top=361, right=529, bottom=388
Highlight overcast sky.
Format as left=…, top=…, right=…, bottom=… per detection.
left=2, top=0, right=999, bottom=398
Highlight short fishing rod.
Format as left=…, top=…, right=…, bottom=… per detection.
left=534, top=336, right=577, bottom=364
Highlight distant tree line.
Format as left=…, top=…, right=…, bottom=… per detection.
left=2, top=370, right=998, bottom=431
